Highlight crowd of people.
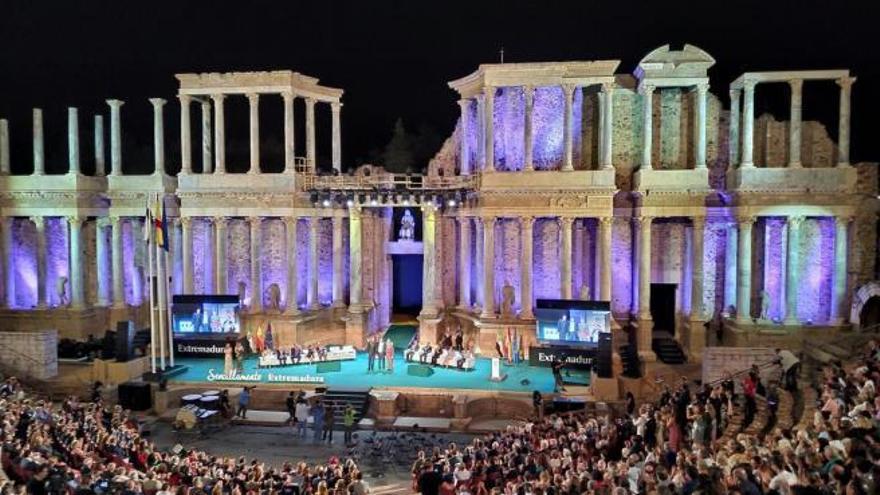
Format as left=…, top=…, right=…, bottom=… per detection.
left=414, top=345, right=880, bottom=494
left=0, top=378, right=369, bottom=494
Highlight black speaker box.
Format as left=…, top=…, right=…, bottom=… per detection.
left=116, top=321, right=135, bottom=362
left=118, top=382, right=152, bottom=411
left=596, top=332, right=613, bottom=378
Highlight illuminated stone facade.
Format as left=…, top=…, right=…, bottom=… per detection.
left=0, top=46, right=875, bottom=370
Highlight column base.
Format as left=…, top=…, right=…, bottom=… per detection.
left=830, top=317, right=846, bottom=327
left=788, top=161, right=802, bottom=168
left=637, top=350, right=657, bottom=362
left=740, top=162, right=755, bottom=169
left=735, top=315, right=754, bottom=325
left=308, top=303, right=321, bottom=311
left=519, top=310, right=534, bottom=320
left=783, top=317, right=800, bottom=326
left=479, top=310, right=495, bottom=319
left=331, top=300, right=346, bottom=309
left=457, top=304, right=473, bottom=313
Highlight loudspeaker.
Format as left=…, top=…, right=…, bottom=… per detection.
left=407, top=364, right=434, bottom=377
left=118, top=382, right=152, bottom=411
left=116, top=321, right=135, bottom=362
left=316, top=361, right=341, bottom=373
left=596, top=332, right=613, bottom=378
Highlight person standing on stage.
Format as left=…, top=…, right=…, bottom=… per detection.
left=385, top=338, right=395, bottom=372
left=323, top=400, right=335, bottom=444
left=343, top=404, right=356, bottom=445
left=551, top=358, right=566, bottom=393
left=236, top=385, right=255, bottom=419
left=377, top=338, right=386, bottom=371
left=285, top=392, right=296, bottom=425
left=366, top=336, right=376, bottom=373
left=295, top=396, right=309, bottom=438
left=310, top=400, right=325, bottom=443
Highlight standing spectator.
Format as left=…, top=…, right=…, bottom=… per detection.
left=295, top=397, right=310, bottom=438
left=323, top=400, right=335, bottom=443
left=343, top=404, right=356, bottom=445
left=285, top=391, right=296, bottom=424
left=625, top=391, right=636, bottom=416
left=532, top=390, right=544, bottom=420
left=775, top=348, right=800, bottom=391
left=90, top=381, right=103, bottom=403
left=311, top=400, right=325, bottom=443
left=236, top=385, right=255, bottom=419
left=742, top=371, right=758, bottom=430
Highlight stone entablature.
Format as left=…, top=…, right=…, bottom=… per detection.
left=176, top=70, right=343, bottom=102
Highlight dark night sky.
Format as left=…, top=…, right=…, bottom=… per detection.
left=1, top=0, right=878, bottom=174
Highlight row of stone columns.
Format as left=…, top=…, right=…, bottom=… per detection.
left=639, top=83, right=709, bottom=170
left=730, top=77, right=855, bottom=168
left=178, top=93, right=342, bottom=175
left=455, top=215, right=614, bottom=319
left=459, top=83, right=616, bottom=174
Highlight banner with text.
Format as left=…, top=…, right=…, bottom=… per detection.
left=528, top=346, right=596, bottom=369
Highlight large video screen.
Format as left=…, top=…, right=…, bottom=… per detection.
left=535, top=299, right=611, bottom=345
left=172, top=295, right=241, bottom=339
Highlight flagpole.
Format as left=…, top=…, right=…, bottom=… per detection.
left=156, top=195, right=167, bottom=371
left=164, top=241, right=175, bottom=367
left=147, top=198, right=157, bottom=374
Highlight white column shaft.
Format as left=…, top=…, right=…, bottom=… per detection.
left=305, top=98, right=316, bottom=170
left=94, top=115, right=105, bottom=176
left=308, top=217, right=319, bottom=309
left=789, top=80, right=803, bottom=168
left=0, top=119, right=8, bottom=175
left=200, top=100, right=213, bottom=173
left=637, top=217, right=652, bottom=318
left=520, top=217, right=534, bottom=318
left=349, top=210, right=362, bottom=307
left=331, top=216, right=344, bottom=307
left=285, top=218, right=299, bottom=314
left=560, top=217, right=573, bottom=298
left=599, top=217, right=612, bottom=301
left=724, top=223, right=738, bottom=313
left=213, top=218, right=226, bottom=293
left=421, top=208, right=438, bottom=316
left=458, top=217, right=471, bottom=309
left=34, top=217, right=46, bottom=307
left=33, top=109, right=44, bottom=175
left=247, top=94, right=260, bottom=173
left=250, top=217, right=262, bottom=311
left=695, top=84, right=708, bottom=169
left=68, top=217, right=85, bottom=308
left=149, top=98, right=166, bottom=175
left=484, top=88, right=495, bottom=172
left=96, top=220, right=109, bottom=306
left=741, top=83, right=756, bottom=168
left=480, top=216, right=495, bottom=317
left=784, top=216, right=802, bottom=324
left=0, top=218, right=13, bottom=307
left=179, top=95, right=192, bottom=174
left=181, top=218, right=193, bottom=294
left=837, top=78, right=854, bottom=167
left=562, top=85, right=575, bottom=171
left=736, top=218, right=754, bottom=322
left=331, top=103, right=342, bottom=172
left=641, top=86, right=653, bottom=170
left=212, top=95, right=225, bottom=174
left=283, top=93, right=296, bottom=173
left=690, top=218, right=705, bottom=319
left=111, top=217, right=124, bottom=308
left=830, top=217, right=849, bottom=323
left=474, top=221, right=484, bottom=308
left=729, top=90, right=741, bottom=166
left=107, top=100, right=123, bottom=175
left=68, top=108, right=80, bottom=175
left=602, top=84, right=615, bottom=169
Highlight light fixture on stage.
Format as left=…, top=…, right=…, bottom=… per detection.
left=345, top=198, right=354, bottom=207
left=321, top=197, right=331, bottom=208
left=369, top=193, right=378, bottom=206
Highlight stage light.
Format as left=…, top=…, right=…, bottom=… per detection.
left=447, top=198, right=457, bottom=207
left=322, top=199, right=331, bottom=207
left=346, top=199, right=354, bottom=207
left=370, top=194, right=378, bottom=206
left=402, top=198, right=410, bottom=206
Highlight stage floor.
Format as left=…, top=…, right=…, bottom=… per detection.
left=171, top=352, right=589, bottom=393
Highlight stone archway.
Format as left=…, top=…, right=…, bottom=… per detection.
left=850, top=282, right=880, bottom=330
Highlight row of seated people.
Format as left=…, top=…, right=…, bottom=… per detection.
left=404, top=341, right=476, bottom=370
left=258, top=344, right=356, bottom=368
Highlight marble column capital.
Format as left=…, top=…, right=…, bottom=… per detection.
left=692, top=216, right=706, bottom=229
left=457, top=98, right=471, bottom=109
left=788, top=79, right=803, bottom=94
left=736, top=214, right=756, bottom=227
left=695, top=82, right=710, bottom=94
left=834, top=215, right=854, bottom=227
left=281, top=91, right=296, bottom=103
left=211, top=216, right=227, bottom=226
left=523, top=84, right=535, bottom=97
left=106, top=99, right=124, bottom=109
left=210, top=93, right=226, bottom=103
left=787, top=215, right=805, bottom=229
left=246, top=93, right=260, bottom=104
left=67, top=216, right=85, bottom=228
left=283, top=216, right=299, bottom=228
left=562, top=83, right=577, bottom=97
left=729, top=88, right=741, bottom=99
left=639, top=83, right=655, bottom=95
left=836, top=76, right=856, bottom=90
left=304, top=97, right=317, bottom=108
left=177, top=94, right=192, bottom=104
left=742, top=80, right=757, bottom=92
left=520, top=215, right=535, bottom=229
left=330, top=101, right=342, bottom=112
left=480, top=215, right=495, bottom=227
left=29, top=216, right=44, bottom=228
left=148, top=98, right=167, bottom=108
left=179, top=216, right=192, bottom=228
left=601, top=81, right=616, bottom=94
left=247, top=216, right=262, bottom=226
left=558, top=216, right=575, bottom=228
left=634, top=215, right=654, bottom=227
left=598, top=216, right=614, bottom=227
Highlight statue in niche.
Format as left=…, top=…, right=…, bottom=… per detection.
left=237, top=281, right=247, bottom=308
left=398, top=209, right=415, bottom=241
left=265, top=283, right=281, bottom=313
left=56, top=276, right=69, bottom=306
left=579, top=284, right=591, bottom=301
left=760, top=289, right=771, bottom=321
left=500, top=281, right=516, bottom=318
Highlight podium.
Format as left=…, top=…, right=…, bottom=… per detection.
left=489, top=358, right=507, bottom=382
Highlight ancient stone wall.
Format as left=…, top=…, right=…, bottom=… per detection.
left=0, top=330, right=57, bottom=380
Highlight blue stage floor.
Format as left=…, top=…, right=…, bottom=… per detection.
left=171, top=352, right=589, bottom=393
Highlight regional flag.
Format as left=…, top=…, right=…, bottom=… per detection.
left=143, top=197, right=153, bottom=244
left=154, top=196, right=169, bottom=251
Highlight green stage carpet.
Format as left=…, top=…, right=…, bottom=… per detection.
left=382, top=324, right=417, bottom=350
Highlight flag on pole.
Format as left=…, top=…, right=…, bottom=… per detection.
left=154, top=195, right=168, bottom=251
left=265, top=322, right=274, bottom=351
left=143, top=196, right=153, bottom=244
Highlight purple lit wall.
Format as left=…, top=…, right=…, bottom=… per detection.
left=226, top=219, right=249, bottom=297
left=703, top=223, right=727, bottom=317
left=532, top=87, right=564, bottom=170
left=191, top=218, right=213, bottom=294
left=122, top=219, right=143, bottom=305
left=45, top=218, right=68, bottom=307
left=611, top=219, right=633, bottom=315
left=12, top=218, right=37, bottom=308
left=763, top=218, right=786, bottom=321
left=469, top=219, right=480, bottom=307
left=798, top=218, right=834, bottom=323
left=496, top=87, right=524, bottom=171
left=261, top=219, right=286, bottom=308
left=533, top=218, right=560, bottom=300
left=295, top=218, right=309, bottom=309
left=343, top=219, right=351, bottom=305
left=317, top=218, right=333, bottom=305
left=494, top=218, right=521, bottom=310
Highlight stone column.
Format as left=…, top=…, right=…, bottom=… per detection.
left=598, top=216, right=613, bottom=301
left=640, top=84, right=654, bottom=170
left=331, top=215, right=345, bottom=307
left=724, top=222, right=738, bottom=314
left=211, top=94, right=226, bottom=174
left=284, top=217, right=299, bottom=314
left=107, top=100, right=123, bottom=176
left=33, top=109, right=44, bottom=175
left=784, top=216, right=803, bottom=325
left=695, top=83, right=709, bottom=169
left=246, top=93, right=260, bottom=174
left=729, top=90, right=741, bottom=166
left=736, top=216, right=755, bottom=323
left=830, top=216, right=850, bottom=324
left=180, top=217, right=193, bottom=294
left=601, top=82, right=615, bottom=170
left=740, top=82, right=756, bottom=168
left=200, top=99, right=213, bottom=173
left=837, top=77, right=854, bottom=167
left=635, top=216, right=654, bottom=356
left=474, top=219, right=484, bottom=309
left=523, top=86, right=535, bottom=172
left=68, top=108, right=80, bottom=175
left=562, top=84, right=575, bottom=171
left=458, top=99, right=471, bottom=174
left=458, top=216, right=471, bottom=310
left=32, top=217, right=47, bottom=308
left=421, top=206, right=438, bottom=317
left=331, top=102, right=342, bottom=173
left=598, top=90, right=606, bottom=165
left=149, top=98, right=166, bottom=175
left=0, top=119, right=9, bottom=175
left=348, top=208, right=362, bottom=308
left=788, top=80, right=803, bottom=168
left=249, top=216, right=262, bottom=312
left=110, top=216, right=124, bottom=308
left=559, top=216, right=574, bottom=298
left=484, top=87, right=495, bottom=172
left=68, top=216, right=85, bottom=309
left=0, top=218, right=12, bottom=307
left=178, top=95, right=192, bottom=174
left=480, top=216, right=495, bottom=318
left=308, top=216, right=319, bottom=309
left=94, top=115, right=105, bottom=176
left=96, top=219, right=109, bottom=306
left=213, top=217, right=227, bottom=294
left=282, top=92, right=296, bottom=173
left=305, top=98, right=316, bottom=170
left=690, top=217, right=705, bottom=320
left=520, top=216, right=534, bottom=319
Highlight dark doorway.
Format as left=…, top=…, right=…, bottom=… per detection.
left=392, top=254, right=423, bottom=316
left=860, top=296, right=880, bottom=331
left=650, top=283, right=677, bottom=335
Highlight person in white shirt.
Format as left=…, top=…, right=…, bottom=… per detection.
left=294, top=399, right=310, bottom=439
left=775, top=348, right=800, bottom=391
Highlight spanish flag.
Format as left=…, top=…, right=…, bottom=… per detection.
left=154, top=195, right=169, bottom=251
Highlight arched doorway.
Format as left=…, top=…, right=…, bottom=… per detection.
left=859, top=297, right=880, bottom=331
left=851, top=282, right=880, bottom=331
